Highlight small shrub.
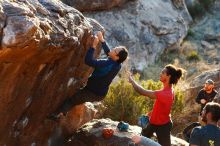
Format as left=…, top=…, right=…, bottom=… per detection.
left=187, top=29, right=195, bottom=38
left=102, top=74, right=148, bottom=124
left=172, top=88, right=184, bottom=115
left=186, top=50, right=201, bottom=61
left=102, top=74, right=184, bottom=124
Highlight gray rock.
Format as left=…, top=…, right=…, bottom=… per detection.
left=84, top=0, right=191, bottom=70
left=204, top=33, right=220, bottom=42
left=185, top=0, right=197, bottom=9
left=67, top=118, right=188, bottom=146
left=201, top=40, right=215, bottom=50
left=61, top=0, right=132, bottom=12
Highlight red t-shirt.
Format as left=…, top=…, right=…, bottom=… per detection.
left=149, top=86, right=174, bottom=125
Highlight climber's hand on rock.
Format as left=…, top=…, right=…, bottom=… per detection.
left=97, top=31, right=105, bottom=42
left=92, top=36, right=99, bottom=49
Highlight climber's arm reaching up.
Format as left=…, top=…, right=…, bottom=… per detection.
left=84, top=35, right=113, bottom=68
left=97, top=31, right=110, bottom=56
left=85, top=47, right=113, bottom=67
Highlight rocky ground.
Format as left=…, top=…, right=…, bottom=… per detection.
left=66, top=119, right=188, bottom=146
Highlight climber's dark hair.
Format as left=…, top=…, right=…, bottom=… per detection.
left=116, top=46, right=128, bottom=64
left=165, top=64, right=184, bottom=85
left=204, top=102, right=220, bottom=122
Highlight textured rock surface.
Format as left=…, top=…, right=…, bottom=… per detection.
left=68, top=119, right=141, bottom=146
left=186, top=2, right=220, bottom=65
left=61, top=0, right=132, bottom=12
left=67, top=118, right=189, bottom=146
left=0, top=0, right=102, bottom=145
left=48, top=103, right=97, bottom=146
left=81, top=0, right=192, bottom=70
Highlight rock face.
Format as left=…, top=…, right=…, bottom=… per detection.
left=67, top=118, right=188, bottom=146
left=0, top=0, right=102, bottom=145
left=49, top=103, right=97, bottom=146
left=61, top=0, right=132, bottom=12
left=64, top=0, right=192, bottom=70
left=188, top=3, right=220, bottom=65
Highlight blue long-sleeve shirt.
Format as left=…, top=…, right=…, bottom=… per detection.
left=84, top=42, right=121, bottom=96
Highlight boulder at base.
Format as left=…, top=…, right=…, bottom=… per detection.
left=66, top=118, right=189, bottom=146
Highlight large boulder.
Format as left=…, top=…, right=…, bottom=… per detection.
left=61, top=0, right=132, bottom=12
left=48, top=103, right=97, bottom=146
left=0, top=0, right=103, bottom=145
left=66, top=118, right=188, bottom=146
left=81, top=0, right=192, bottom=70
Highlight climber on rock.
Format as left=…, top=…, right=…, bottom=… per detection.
left=48, top=31, right=128, bottom=120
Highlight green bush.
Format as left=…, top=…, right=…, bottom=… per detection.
left=102, top=74, right=184, bottom=124
left=187, top=29, right=195, bottom=38
left=172, top=88, right=184, bottom=115
left=186, top=50, right=201, bottom=61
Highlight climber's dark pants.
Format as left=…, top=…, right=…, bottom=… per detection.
left=141, top=121, right=173, bottom=146
left=55, top=87, right=105, bottom=115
